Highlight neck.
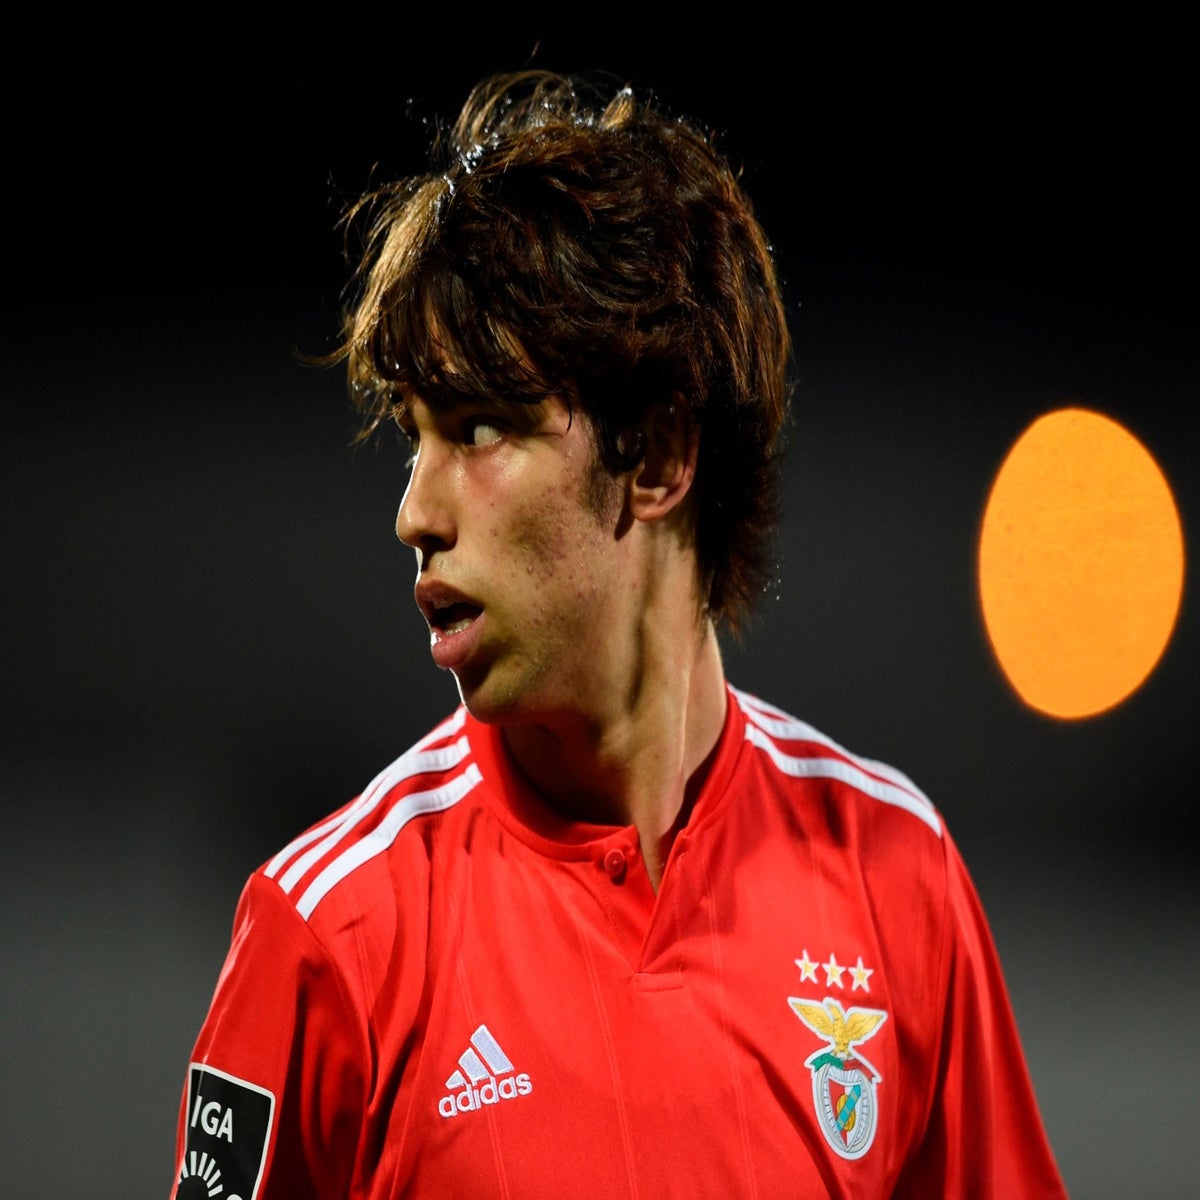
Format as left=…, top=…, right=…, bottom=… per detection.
left=501, top=616, right=728, bottom=891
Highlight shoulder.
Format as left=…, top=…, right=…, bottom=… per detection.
left=729, top=687, right=963, bottom=1020
left=729, top=686, right=944, bottom=844
left=253, top=707, right=481, bottom=925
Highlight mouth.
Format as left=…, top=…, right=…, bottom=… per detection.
left=427, top=599, right=483, bottom=636
left=415, top=581, right=486, bottom=666
left=419, top=586, right=486, bottom=673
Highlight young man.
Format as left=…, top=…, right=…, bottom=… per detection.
left=170, top=71, right=1067, bottom=1198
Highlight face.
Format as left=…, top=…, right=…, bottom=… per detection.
left=395, top=391, right=635, bottom=725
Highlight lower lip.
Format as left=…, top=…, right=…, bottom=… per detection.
left=429, top=611, right=485, bottom=672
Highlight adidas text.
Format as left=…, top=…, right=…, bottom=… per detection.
left=438, top=1073, right=533, bottom=1118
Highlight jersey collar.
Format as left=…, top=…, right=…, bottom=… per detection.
left=463, top=685, right=748, bottom=860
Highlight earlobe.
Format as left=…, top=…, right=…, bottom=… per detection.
left=628, top=398, right=699, bottom=523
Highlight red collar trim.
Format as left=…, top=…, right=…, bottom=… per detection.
left=463, top=685, right=747, bottom=859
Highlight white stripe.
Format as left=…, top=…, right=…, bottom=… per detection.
left=264, top=708, right=468, bottom=881
left=734, top=687, right=936, bottom=812
left=296, top=763, right=482, bottom=920
left=271, top=738, right=470, bottom=892
left=412, top=706, right=468, bottom=751
left=471, top=1025, right=514, bottom=1075
left=264, top=795, right=372, bottom=881
left=744, top=723, right=942, bottom=837
left=458, top=1047, right=490, bottom=1084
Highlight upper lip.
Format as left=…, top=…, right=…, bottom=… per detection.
left=414, top=578, right=483, bottom=626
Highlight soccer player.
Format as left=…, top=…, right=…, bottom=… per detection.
left=170, top=70, right=1067, bottom=1198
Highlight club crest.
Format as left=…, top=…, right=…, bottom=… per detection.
left=788, top=996, right=888, bottom=1160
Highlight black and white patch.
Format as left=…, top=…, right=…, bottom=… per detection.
left=174, top=1063, right=274, bottom=1200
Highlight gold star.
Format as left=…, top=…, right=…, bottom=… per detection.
left=795, top=950, right=818, bottom=983
left=851, top=956, right=874, bottom=993
left=823, top=953, right=845, bottom=989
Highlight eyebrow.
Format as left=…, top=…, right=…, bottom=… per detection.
left=393, top=388, right=538, bottom=428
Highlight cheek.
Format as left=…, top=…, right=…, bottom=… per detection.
left=478, top=446, right=619, bottom=615
left=511, top=508, right=580, bottom=588
left=510, top=498, right=614, bottom=610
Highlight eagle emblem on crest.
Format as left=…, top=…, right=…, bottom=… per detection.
left=788, top=996, right=888, bottom=1160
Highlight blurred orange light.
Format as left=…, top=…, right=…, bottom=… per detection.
left=978, top=407, right=1184, bottom=719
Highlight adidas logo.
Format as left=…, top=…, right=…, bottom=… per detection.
left=437, top=1024, right=533, bottom=1119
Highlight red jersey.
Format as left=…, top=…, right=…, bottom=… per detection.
left=171, top=686, right=1066, bottom=1198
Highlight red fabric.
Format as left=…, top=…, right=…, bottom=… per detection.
left=171, top=689, right=1066, bottom=1198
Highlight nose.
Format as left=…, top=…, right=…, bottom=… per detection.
left=395, top=442, right=456, bottom=554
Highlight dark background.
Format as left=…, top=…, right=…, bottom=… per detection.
left=3, top=8, right=1197, bottom=1197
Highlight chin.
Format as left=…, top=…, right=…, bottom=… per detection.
left=456, top=662, right=571, bottom=729
left=453, top=669, right=532, bottom=726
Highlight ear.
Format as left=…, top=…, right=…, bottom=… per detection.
left=628, top=397, right=699, bottom=523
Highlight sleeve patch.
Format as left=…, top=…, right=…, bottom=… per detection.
left=174, top=1063, right=275, bottom=1200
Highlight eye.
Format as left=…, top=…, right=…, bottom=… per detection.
left=465, top=419, right=503, bottom=448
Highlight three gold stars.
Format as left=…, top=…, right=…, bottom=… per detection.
left=794, top=950, right=874, bottom=992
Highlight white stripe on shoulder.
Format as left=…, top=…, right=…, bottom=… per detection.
left=734, top=688, right=935, bottom=808
left=734, top=689, right=941, bottom=837
left=410, top=706, right=469, bottom=752
left=264, top=708, right=469, bottom=885
left=296, top=763, right=482, bottom=920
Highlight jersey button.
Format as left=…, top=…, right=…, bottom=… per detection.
left=600, top=847, right=627, bottom=882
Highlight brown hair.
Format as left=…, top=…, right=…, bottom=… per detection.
left=331, top=70, right=793, bottom=631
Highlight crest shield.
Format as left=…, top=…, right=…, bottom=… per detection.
left=788, top=996, right=888, bottom=1162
